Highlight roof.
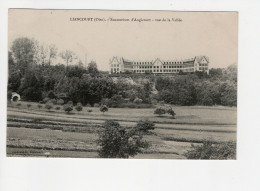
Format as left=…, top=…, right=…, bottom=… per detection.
left=195, top=56, right=209, bottom=63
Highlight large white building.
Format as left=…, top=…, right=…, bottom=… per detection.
left=109, top=56, right=209, bottom=74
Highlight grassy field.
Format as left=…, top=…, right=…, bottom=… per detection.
left=6, top=101, right=237, bottom=159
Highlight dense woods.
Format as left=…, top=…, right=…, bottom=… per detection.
left=8, top=37, right=237, bottom=107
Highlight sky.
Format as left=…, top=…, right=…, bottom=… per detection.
left=8, top=9, right=238, bottom=71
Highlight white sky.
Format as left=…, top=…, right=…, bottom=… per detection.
left=9, top=10, right=238, bottom=71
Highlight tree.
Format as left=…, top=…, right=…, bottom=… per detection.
left=60, top=50, right=76, bottom=67
left=47, top=90, right=57, bottom=99
left=100, top=105, right=108, bottom=114
left=135, top=120, right=155, bottom=133
left=167, top=107, right=176, bottom=118
left=87, top=61, right=99, bottom=76
left=48, top=44, right=58, bottom=65
left=154, top=107, right=166, bottom=116
left=184, top=140, right=236, bottom=160
left=7, top=91, right=12, bottom=102
left=19, top=72, right=43, bottom=102
left=97, top=120, right=148, bottom=158
left=11, top=37, right=36, bottom=75
left=39, top=44, right=48, bottom=65
left=64, top=104, right=73, bottom=113
left=8, top=71, right=21, bottom=92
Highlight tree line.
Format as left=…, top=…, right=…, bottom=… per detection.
left=8, top=37, right=237, bottom=107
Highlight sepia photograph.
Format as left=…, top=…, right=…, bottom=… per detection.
left=7, top=9, right=238, bottom=159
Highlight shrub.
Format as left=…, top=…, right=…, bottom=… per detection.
left=154, top=107, right=166, bottom=116
left=57, top=99, right=64, bottom=105
left=102, top=95, right=125, bottom=108
left=158, top=101, right=165, bottom=105
left=55, top=106, right=61, bottom=110
left=133, top=98, right=143, bottom=104
left=16, top=103, right=22, bottom=109
left=27, top=103, right=32, bottom=109
left=87, top=109, right=93, bottom=112
left=39, top=101, right=44, bottom=104
left=49, top=99, right=57, bottom=105
left=37, top=104, right=43, bottom=110
left=135, top=120, right=155, bottom=133
left=47, top=90, right=56, bottom=99
left=100, top=105, right=108, bottom=114
left=45, top=102, right=53, bottom=111
left=167, top=108, right=176, bottom=118
left=75, top=103, right=83, bottom=112
left=94, top=103, right=99, bottom=107
left=97, top=120, right=148, bottom=158
left=184, top=141, right=236, bottom=160
left=64, top=104, right=73, bottom=113
left=43, top=97, right=50, bottom=104
left=67, top=101, right=73, bottom=106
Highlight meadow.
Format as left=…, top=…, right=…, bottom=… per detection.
left=6, top=101, right=237, bottom=159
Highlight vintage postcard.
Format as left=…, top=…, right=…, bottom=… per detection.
left=7, top=9, right=238, bottom=159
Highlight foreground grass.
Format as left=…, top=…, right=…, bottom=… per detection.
left=6, top=105, right=237, bottom=159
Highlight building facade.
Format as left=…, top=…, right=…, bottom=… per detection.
left=109, top=56, right=209, bottom=74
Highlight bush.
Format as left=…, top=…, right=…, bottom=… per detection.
left=100, top=105, right=108, bottom=114
left=133, top=98, right=143, bottom=104
left=37, top=104, right=43, bottom=110
left=158, top=101, right=165, bottom=105
left=154, top=107, right=166, bottom=116
left=167, top=108, right=176, bottom=118
left=67, top=101, right=73, bottom=106
left=94, top=103, right=99, bottom=107
left=27, top=103, right=32, bottom=109
left=57, top=99, right=64, bottom=105
left=64, top=104, right=73, bottom=113
left=43, top=97, right=50, bottom=104
left=87, top=109, right=93, bottom=112
left=101, top=95, right=125, bottom=108
left=55, top=106, right=61, bottom=110
left=47, top=90, right=56, bottom=99
left=75, top=103, right=83, bottom=112
left=135, top=120, right=155, bottom=133
left=154, top=106, right=176, bottom=118
left=97, top=120, right=148, bottom=158
left=50, top=98, right=57, bottom=105
left=45, top=102, right=53, bottom=111
left=184, top=141, right=236, bottom=160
